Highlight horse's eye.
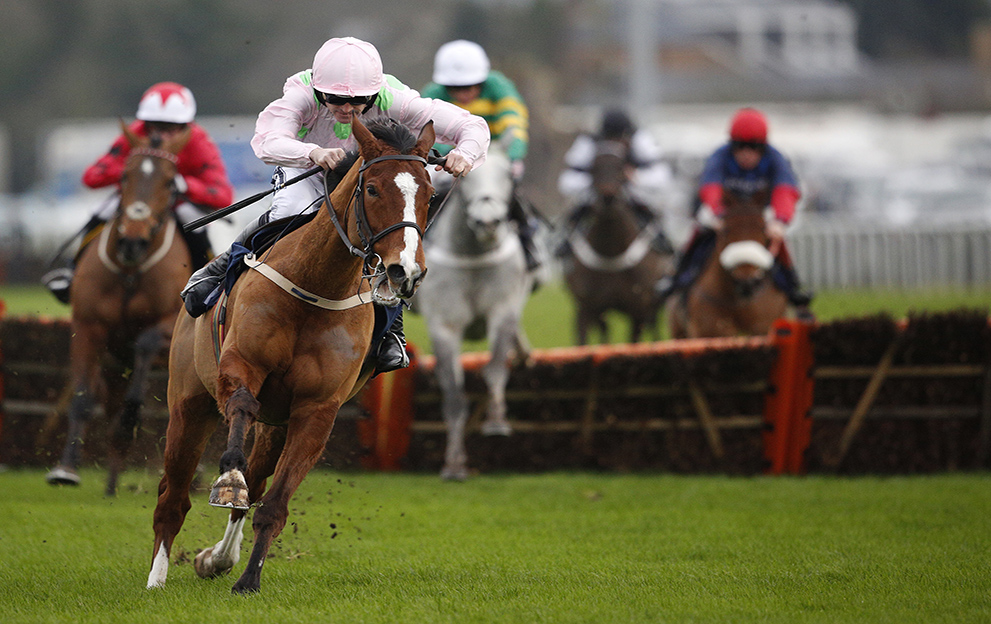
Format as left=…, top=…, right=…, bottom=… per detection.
left=366, top=185, right=379, bottom=198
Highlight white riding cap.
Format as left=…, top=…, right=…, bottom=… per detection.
left=136, top=82, right=196, bottom=124
left=433, top=40, right=490, bottom=87
left=312, top=37, right=384, bottom=97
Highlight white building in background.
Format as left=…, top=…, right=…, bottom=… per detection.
left=661, top=0, right=860, bottom=78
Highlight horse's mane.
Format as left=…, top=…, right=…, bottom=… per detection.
left=329, top=118, right=419, bottom=180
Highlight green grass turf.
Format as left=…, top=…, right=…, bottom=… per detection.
left=0, top=468, right=989, bottom=623
left=5, top=282, right=987, bottom=355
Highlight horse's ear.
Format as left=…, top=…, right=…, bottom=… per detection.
left=120, top=118, right=141, bottom=148
left=413, top=121, right=435, bottom=159
left=351, top=117, right=382, bottom=160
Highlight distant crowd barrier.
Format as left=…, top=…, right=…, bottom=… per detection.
left=790, top=220, right=991, bottom=289
left=2, top=310, right=989, bottom=475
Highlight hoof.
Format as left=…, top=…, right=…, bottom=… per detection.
left=440, top=466, right=468, bottom=482
left=232, top=579, right=260, bottom=594
left=46, top=466, right=81, bottom=486
left=480, top=420, right=512, bottom=437
left=194, top=547, right=233, bottom=579
left=209, top=470, right=250, bottom=510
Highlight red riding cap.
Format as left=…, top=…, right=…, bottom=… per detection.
left=729, top=108, right=768, bottom=143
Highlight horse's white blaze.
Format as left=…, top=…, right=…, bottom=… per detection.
left=147, top=542, right=169, bottom=588
left=125, top=201, right=152, bottom=221
left=393, top=171, right=420, bottom=276
left=141, top=158, right=154, bottom=176
left=720, top=240, right=774, bottom=271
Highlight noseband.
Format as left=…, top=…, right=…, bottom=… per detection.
left=324, top=154, right=431, bottom=273
left=100, top=148, right=179, bottom=274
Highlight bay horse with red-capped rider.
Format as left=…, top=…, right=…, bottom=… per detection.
left=46, top=122, right=193, bottom=495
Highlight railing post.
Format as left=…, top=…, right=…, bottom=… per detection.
left=358, top=345, right=417, bottom=470
left=763, top=320, right=798, bottom=474
left=763, top=318, right=816, bottom=475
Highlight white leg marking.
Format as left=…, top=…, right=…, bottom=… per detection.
left=393, top=171, right=420, bottom=276
left=212, top=515, right=247, bottom=568
left=147, top=542, right=169, bottom=588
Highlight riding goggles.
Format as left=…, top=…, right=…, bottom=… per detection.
left=731, top=140, right=766, bottom=153
left=316, top=91, right=373, bottom=107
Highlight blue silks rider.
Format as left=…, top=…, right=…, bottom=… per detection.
left=657, top=107, right=813, bottom=318
left=180, top=37, right=490, bottom=373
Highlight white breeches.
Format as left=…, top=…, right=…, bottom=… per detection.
left=269, top=166, right=327, bottom=221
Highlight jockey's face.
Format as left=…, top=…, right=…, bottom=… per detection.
left=446, top=84, right=482, bottom=105
left=326, top=102, right=361, bottom=124
left=316, top=91, right=371, bottom=124
left=145, top=121, right=189, bottom=139
left=731, top=141, right=765, bottom=170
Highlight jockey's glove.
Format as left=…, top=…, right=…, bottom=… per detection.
left=510, top=160, right=525, bottom=183
left=173, top=174, right=188, bottom=195
left=765, top=217, right=787, bottom=240
left=696, top=203, right=723, bottom=230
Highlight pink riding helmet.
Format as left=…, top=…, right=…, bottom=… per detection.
left=312, top=37, right=384, bottom=97
left=136, top=82, right=197, bottom=124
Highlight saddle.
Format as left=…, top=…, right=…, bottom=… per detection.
left=209, top=211, right=400, bottom=349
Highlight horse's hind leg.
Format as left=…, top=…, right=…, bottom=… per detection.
left=194, top=423, right=285, bottom=580
left=148, top=392, right=218, bottom=588
left=432, top=325, right=470, bottom=481
left=46, top=322, right=107, bottom=486
left=106, top=326, right=166, bottom=496
left=480, top=313, right=518, bottom=436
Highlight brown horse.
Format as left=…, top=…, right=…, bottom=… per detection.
left=562, top=144, right=673, bottom=344
left=667, top=191, right=788, bottom=338
left=46, top=122, right=192, bottom=495
left=147, top=117, right=435, bottom=594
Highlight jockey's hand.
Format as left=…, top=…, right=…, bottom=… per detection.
left=696, top=203, right=724, bottom=231
left=439, top=152, right=471, bottom=177
left=310, top=147, right=347, bottom=171
left=765, top=217, right=787, bottom=241
left=510, top=160, right=525, bottom=183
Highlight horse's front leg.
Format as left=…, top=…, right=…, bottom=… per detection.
left=106, top=325, right=166, bottom=496
left=480, top=312, right=518, bottom=437
left=231, top=401, right=340, bottom=594
left=46, top=321, right=108, bottom=486
left=432, top=324, right=470, bottom=481
left=210, top=383, right=261, bottom=510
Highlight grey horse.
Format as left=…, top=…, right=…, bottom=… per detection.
left=415, top=145, right=532, bottom=481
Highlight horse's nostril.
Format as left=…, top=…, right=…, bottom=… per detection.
left=386, top=264, right=407, bottom=284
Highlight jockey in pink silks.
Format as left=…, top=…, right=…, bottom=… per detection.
left=180, top=37, right=490, bottom=372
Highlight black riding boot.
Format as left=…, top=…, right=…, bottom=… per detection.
left=508, top=193, right=541, bottom=272
left=180, top=227, right=213, bottom=271
left=41, top=215, right=107, bottom=304
left=375, top=309, right=409, bottom=373
left=554, top=203, right=591, bottom=258
left=180, top=212, right=270, bottom=318
left=772, top=262, right=815, bottom=320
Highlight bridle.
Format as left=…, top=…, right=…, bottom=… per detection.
left=101, top=147, right=180, bottom=275
left=324, top=153, right=458, bottom=274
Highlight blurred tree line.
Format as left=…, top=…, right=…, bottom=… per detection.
left=0, top=0, right=987, bottom=193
